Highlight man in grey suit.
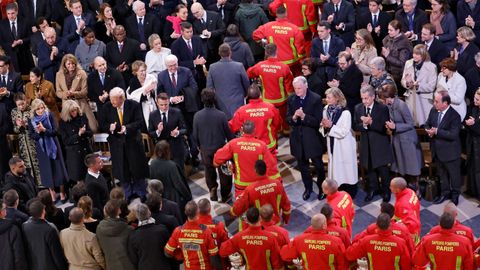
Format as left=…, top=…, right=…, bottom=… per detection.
left=207, top=43, right=250, bottom=119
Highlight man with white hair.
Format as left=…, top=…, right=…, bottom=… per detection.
left=394, top=0, right=428, bottom=41
left=100, top=87, right=149, bottom=199
left=125, top=1, right=161, bottom=52
left=37, top=26, right=69, bottom=83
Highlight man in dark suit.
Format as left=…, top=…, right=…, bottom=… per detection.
left=207, top=0, right=235, bottom=26
left=3, top=157, right=37, bottom=213
left=0, top=3, right=34, bottom=75
left=105, top=25, right=142, bottom=85
left=148, top=93, right=188, bottom=170
left=192, top=88, right=233, bottom=202
left=421, top=23, right=450, bottom=68
left=125, top=1, right=161, bottom=55
left=87, top=56, right=126, bottom=114
left=100, top=87, right=149, bottom=199
left=353, top=86, right=393, bottom=202
left=191, top=2, right=226, bottom=66
left=287, top=76, right=326, bottom=201
left=394, top=0, right=428, bottom=42
left=311, top=21, right=346, bottom=82
left=327, top=51, right=363, bottom=113
left=321, top=0, right=356, bottom=46
left=0, top=55, right=24, bottom=113
left=84, top=153, right=109, bottom=210
left=171, top=21, right=207, bottom=89
left=424, top=89, right=462, bottom=205
left=0, top=103, right=12, bottom=184
left=18, top=0, right=51, bottom=26
left=62, top=0, right=95, bottom=53
left=37, top=27, right=68, bottom=84
left=356, top=0, right=391, bottom=53
left=30, top=17, right=49, bottom=58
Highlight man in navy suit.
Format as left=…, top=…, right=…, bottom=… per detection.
left=321, top=0, right=356, bottom=46
left=425, top=89, right=462, bottom=205
left=62, top=0, right=94, bottom=53
left=0, top=3, right=34, bottom=75
left=37, top=27, right=68, bottom=84
left=356, top=0, right=391, bottom=53
left=394, top=0, right=428, bottom=42
left=0, top=56, right=23, bottom=114
left=125, top=1, right=161, bottom=54
left=421, top=24, right=450, bottom=68
left=171, top=22, right=207, bottom=90
left=311, top=21, right=345, bottom=82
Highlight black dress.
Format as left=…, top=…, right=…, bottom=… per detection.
left=58, top=115, right=93, bottom=182
left=465, top=106, right=480, bottom=198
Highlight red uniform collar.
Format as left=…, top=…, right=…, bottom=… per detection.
left=198, top=214, right=213, bottom=223
left=249, top=98, right=263, bottom=104
left=309, top=229, right=329, bottom=234
left=267, top=57, right=279, bottom=62
left=276, top=18, right=288, bottom=23
left=396, top=188, right=412, bottom=199
left=247, top=225, right=263, bottom=231
left=261, top=220, right=275, bottom=228
left=243, top=134, right=255, bottom=138
left=377, top=229, right=393, bottom=237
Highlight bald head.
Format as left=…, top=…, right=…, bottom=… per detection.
left=311, top=214, right=327, bottom=230
left=260, top=204, right=274, bottom=222
left=191, top=2, right=205, bottom=19
left=390, top=177, right=407, bottom=194
left=69, top=207, right=85, bottom=225
left=321, top=179, right=338, bottom=195
left=443, top=202, right=458, bottom=218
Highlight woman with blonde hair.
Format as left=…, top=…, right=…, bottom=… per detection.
left=320, top=87, right=358, bottom=192
left=58, top=100, right=92, bottom=183
left=29, top=99, right=69, bottom=202
left=56, top=54, right=98, bottom=132
left=453, top=26, right=480, bottom=76
left=145, top=34, right=171, bottom=76
left=348, top=29, right=378, bottom=83
left=25, top=67, right=61, bottom=125
left=127, top=60, right=158, bottom=129
left=78, top=195, right=99, bottom=233
left=401, top=44, right=437, bottom=126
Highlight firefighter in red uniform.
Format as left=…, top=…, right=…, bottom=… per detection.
left=390, top=177, right=421, bottom=243
left=304, top=204, right=351, bottom=248
left=220, top=207, right=284, bottom=270
left=260, top=204, right=290, bottom=247
left=229, top=84, right=282, bottom=153
left=247, top=44, right=293, bottom=134
left=413, top=213, right=474, bottom=270
left=321, top=179, right=355, bottom=237
left=230, top=160, right=291, bottom=225
left=269, top=0, right=317, bottom=55
left=428, top=202, right=475, bottom=246
left=165, top=201, right=222, bottom=270
left=198, top=198, right=229, bottom=246
left=253, top=6, right=305, bottom=75
left=346, top=213, right=412, bottom=270
left=281, top=213, right=348, bottom=270
left=352, top=202, right=415, bottom=255
left=214, top=121, right=280, bottom=197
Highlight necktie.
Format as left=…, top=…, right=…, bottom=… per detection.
left=162, top=112, right=167, bottom=125
left=1, top=75, right=6, bottom=86
left=171, top=73, right=177, bottom=88
left=334, top=4, right=339, bottom=13
left=201, top=18, right=206, bottom=26
left=437, top=111, right=443, bottom=126
left=323, top=40, right=329, bottom=54
left=100, top=73, right=105, bottom=85
left=373, top=14, right=378, bottom=27
left=118, top=43, right=123, bottom=52
left=219, top=5, right=224, bottom=19
left=366, top=107, right=371, bottom=116
left=138, top=18, right=145, bottom=43
left=76, top=17, right=81, bottom=28
left=408, top=14, right=414, bottom=31
left=187, top=40, right=192, bottom=52
left=11, top=22, right=17, bottom=39
left=425, top=42, right=429, bottom=51
left=117, top=109, right=123, bottom=125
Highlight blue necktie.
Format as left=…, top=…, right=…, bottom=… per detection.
left=408, top=13, right=414, bottom=31
left=138, top=18, right=145, bottom=43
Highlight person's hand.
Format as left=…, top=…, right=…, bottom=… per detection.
left=451, top=48, right=459, bottom=60
left=140, top=43, right=147, bottom=51
left=327, top=14, right=334, bottom=23
left=110, top=122, right=117, bottom=133
left=77, top=19, right=86, bottom=32
left=405, top=31, right=413, bottom=38
left=194, top=55, right=207, bottom=65
left=385, top=120, right=395, bottom=130
left=381, top=47, right=390, bottom=57
left=52, top=46, right=58, bottom=56
left=367, top=23, right=373, bottom=33
left=375, top=25, right=381, bottom=34
left=465, top=116, right=476, bottom=126
left=36, top=122, right=46, bottom=133
left=78, top=124, right=86, bottom=136
left=170, top=32, right=181, bottom=39
left=15, top=118, right=25, bottom=127
left=327, top=79, right=339, bottom=88
left=320, top=54, right=330, bottom=62
left=294, top=107, right=305, bottom=120
left=118, top=125, right=126, bottom=134
left=321, top=118, right=332, bottom=128
left=170, top=126, right=179, bottom=137
left=202, top=29, right=211, bottom=38
left=99, top=94, right=107, bottom=103
left=466, top=15, right=475, bottom=28
left=157, top=121, right=164, bottom=133
left=32, top=26, right=38, bottom=33
left=335, top=22, right=345, bottom=31
left=426, top=127, right=437, bottom=137
left=361, top=115, right=372, bottom=126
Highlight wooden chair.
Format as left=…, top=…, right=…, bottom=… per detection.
left=416, top=128, right=434, bottom=177
left=141, top=133, right=154, bottom=158
left=6, top=134, right=20, bottom=156
left=91, top=133, right=114, bottom=184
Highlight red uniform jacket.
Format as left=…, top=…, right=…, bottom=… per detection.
left=305, top=220, right=351, bottom=248
left=230, top=176, right=291, bottom=225
left=219, top=226, right=284, bottom=270
left=327, top=191, right=355, bottom=237
left=352, top=220, right=415, bottom=255
left=252, top=18, right=305, bottom=66
left=165, top=220, right=219, bottom=270
left=246, top=58, right=294, bottom=106
left=394, top=188, right=421, bottom=236
left=413, top=228, right=474, bottom=270
left=229, top=99, right=282, bottom=150
left=198, top=214, right=229, bottom=246
left=214, top=134, right=280, bottom=192
left=281, top=229, right=348, bottom=270
left=269, top=0, right=317, bottom=34
left=261, top=220, right=290, bottom=247
left=346, top=230, right=412, bottom=270
left=428, top=220, right=475, bottom=247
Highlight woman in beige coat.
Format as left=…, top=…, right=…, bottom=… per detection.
left=401, top=44, right=437, bottom=126
left=56, top=54, right=98, bottom=132
left=348, top=29, right=378, bottom=83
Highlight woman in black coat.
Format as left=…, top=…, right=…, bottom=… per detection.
left=58, top=100, right=93, bottom=183
left=454, top=26, right=480, bottom=77
left=38, top=190, right=67, bottom=231
left=465, top=89, right=480, bottom=204
left=301, top=58, right=326, bottom=98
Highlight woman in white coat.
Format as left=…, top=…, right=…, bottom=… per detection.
left=436, top=57, right=467, bottom=120
left=401, top=44, right=437, bottom=126
left=321, top=87, right=358, bottom=189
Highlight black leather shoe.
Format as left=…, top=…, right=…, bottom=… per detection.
left=382, top=193, right=391, bottom=202
left=451, top=196, right=459, bottom=206
left=303, top=190, right=312, bottom=201
left=209, top=188, right=218, bottom=201
left=318, top=193, right=326, bottom=200
left=221, top=193, right=232, bottom=204
left=433, top=195, right=448, bottom=204
left=364, top=192, right=375, bottom=202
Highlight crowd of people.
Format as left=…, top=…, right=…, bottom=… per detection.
left=1, top=0, right=480, bottom=268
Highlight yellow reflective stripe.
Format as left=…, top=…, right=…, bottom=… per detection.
left=255, top=199, right=261, bottom=209
left=283, top=210, right=291, bottom=214
left=208, top=246, right=218, bottom=254
left=456, top=256, right=462, bottom=270
left=184, top=250, right=190, bottom=268
left=341, top=217, right=347, bottom=229
left=367, top=252, right=373, bottom=270
left=165, top=244, right=176, bottom=252
left=290, top=37, right=298, bottom=62
left=179, top=238, right=204, bottom=244
left=329, top=254, right=335, bottom=270
left=266, top=118, right=276, bottom=148
left=266, top=249, right=273, bottom=270
left=233, top=153, right=241, bottom=184
left=198, top=250, right=206, bottom=270
left=299, top=4, right=308, bottom=30
left=268, top=36, right=274, bottom=43
left=302, top=252, right=309, bottom=270
left=239, top=219, right=244, bottom=231
left=269, top=172, right=281, bottom=180
left=263, top=76, right=288, bottom=104
left=394, top=256, right=400, bottom=270
left=241, top=248, right=250, bottom=269
left=429, top=253, right=437, bottom=270
left=276, top=194, right=282, bottom=215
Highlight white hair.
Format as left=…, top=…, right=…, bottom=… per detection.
left=132, top=0, right=145, bottom=13
left=369, top=57, right=386, bottom=71
left=293, top=76, right=308, bottom=87
left=110, top=87, right=125, bottom=99
left=165, top=54, right=178, bottom=65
